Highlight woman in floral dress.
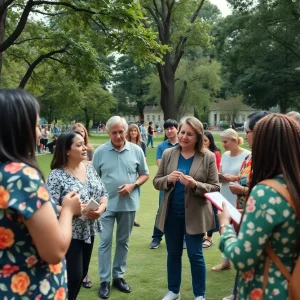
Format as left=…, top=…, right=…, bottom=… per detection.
left=0, top=89, right=81, bottom=299
left=218, top=114, right=300, bottom=299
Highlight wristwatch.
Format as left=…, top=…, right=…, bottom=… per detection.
left=133, top=182, right=139, bottom=190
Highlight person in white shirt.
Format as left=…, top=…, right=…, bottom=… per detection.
left=212, top=129, right=250, bottom=272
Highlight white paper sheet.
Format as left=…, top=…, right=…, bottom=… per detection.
left=204, top=192, right=242, bottom=225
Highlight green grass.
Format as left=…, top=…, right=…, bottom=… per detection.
left=37, top=133, right=246, bottom=300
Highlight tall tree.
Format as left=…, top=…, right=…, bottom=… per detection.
left=142, top=0, right=214, bottom=119
left=216, top=0, right=300, bottom=112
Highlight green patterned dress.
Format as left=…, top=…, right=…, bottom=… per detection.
left=220, top=177, right=300, bottom=299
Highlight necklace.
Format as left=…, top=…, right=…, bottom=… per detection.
left=66, top=162, right=83, bottom=179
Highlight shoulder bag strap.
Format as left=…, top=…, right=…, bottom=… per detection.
left=259, top=179, right=294, bottom=282
left=260, top=179, right=296, bottom=213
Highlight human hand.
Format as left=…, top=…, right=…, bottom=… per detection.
left=229, top=182, right=244, bottom=195
left=118, top=184, right=134, bottom=197
left=62, top=190, right=81, bottom=216
left=223, top=174, right=237, bottom=182
left=167, top=171, right=183, bottom=184
left=218, top=202, right=231, bottom=227
left=179, top=174, right=197, bottom=188
left=85, top=207, right=100, bottom=219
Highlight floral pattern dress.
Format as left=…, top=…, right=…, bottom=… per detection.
left=46, top=164, right=108, bottom=244
left=220, top=176, right=300, bottom=299
left=0, top=162, right=67, bottom=299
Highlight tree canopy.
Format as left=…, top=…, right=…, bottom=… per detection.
left=216, top=0, right=300, bottom=112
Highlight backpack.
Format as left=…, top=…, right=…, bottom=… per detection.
left=260, top=179, right=300, bottom=300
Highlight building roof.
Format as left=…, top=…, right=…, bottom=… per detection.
left=208, top=100, right=257, bottom=112
left=144, top=105, right=162, bottom=113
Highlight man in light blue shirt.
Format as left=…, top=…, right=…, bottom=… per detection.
left=149, top=119, right=179, bottom=249
left=93, top=116, right=149, bottom=299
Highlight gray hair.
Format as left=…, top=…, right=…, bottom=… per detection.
left=106, top=116, right=128, bottom=132
left=287, top=111, right=300, bottom=125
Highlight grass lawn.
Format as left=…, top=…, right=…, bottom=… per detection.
left=37, top=132, right=247, bottom=300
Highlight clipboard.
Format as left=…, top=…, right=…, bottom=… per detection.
left=204, top=192, right=242, bottom=225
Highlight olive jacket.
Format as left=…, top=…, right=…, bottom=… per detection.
left=153, top=146, right=220, bottom=235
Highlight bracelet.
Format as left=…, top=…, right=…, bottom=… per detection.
left=219, top=223, right=229, bottom=233
left=100, top=202, right=107, bottom=211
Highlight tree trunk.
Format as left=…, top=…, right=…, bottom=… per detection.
left=0, top=3, right=7, bottom=83
left=159, top=54, right=176, bottom=120
left=83, top=108, right=90, bottom=134
left=279, top=94, right=288, bottom=113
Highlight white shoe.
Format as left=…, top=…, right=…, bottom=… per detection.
left=162, top=291, right=180, bottom=300
left=195, top=297, right=205, bottom=300
left=223, top=295, right=235, bottom=300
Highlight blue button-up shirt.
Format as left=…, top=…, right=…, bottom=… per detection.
left=92, top=141, right=149, bottom=212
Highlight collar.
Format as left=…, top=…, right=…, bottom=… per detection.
left=167, top=139, right=179, bottom=146
left=108, top=140, right=130, bottom=152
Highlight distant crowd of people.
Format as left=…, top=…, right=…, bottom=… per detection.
left=1, top=88, right=300, bottom=300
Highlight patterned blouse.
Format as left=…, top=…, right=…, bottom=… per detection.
left=220, top=177, right=300, bottom=299
left=236, top=153, right=252, bottom=209
left=0, top=162, right=67, bottom=299
left=46, top=164, right=108, bottom=244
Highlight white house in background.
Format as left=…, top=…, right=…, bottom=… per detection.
left=122, top=105, right=194, bottom=128
left=208, top=100, right=259, bottom=127
left=123, top=113, right=140, bottom=124
left=143, top=105, right=194, bottom=127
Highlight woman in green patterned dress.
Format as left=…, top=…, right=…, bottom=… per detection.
left=218, top=114, right=300, bottom=299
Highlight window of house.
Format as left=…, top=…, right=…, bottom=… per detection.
left=152, top=115, right=155, bottom=121
left=158, top=115, right=161, bottom=121
left=147, top=115, right=150, bottom=121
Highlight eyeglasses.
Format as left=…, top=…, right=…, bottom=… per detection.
left=245, top=130, right=252, bottom=135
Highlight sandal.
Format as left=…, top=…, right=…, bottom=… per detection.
left=82, top=274, right=92, bottom=288
left=211, top=263, right=231, bottom=271
left=202, top=239, right=212, bottom=248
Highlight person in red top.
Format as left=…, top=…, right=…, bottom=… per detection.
left=202, top=131, right=221, bottom=248
left=203, top=131, right=221, bottom=171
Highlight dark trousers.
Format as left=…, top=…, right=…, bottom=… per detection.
left=152, top=193, right=164, bottom=241
left=164, top=211, right=206, bottom=297
left=65, top=237, right=94, bottom=300
left=207, top=205, right=219, bottom=238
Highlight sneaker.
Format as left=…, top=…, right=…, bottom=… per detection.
left=195, top=297, right=205, bottom=300
left=162, top=291, right=180, bottom=300
left=150, top=239, right=160, bottom=249
left=223, top=295, right=235, bottom=300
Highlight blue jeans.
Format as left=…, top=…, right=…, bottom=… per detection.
left=164, top=211, right=206, bottom=297
left=147, top=134, right=153, bottom=147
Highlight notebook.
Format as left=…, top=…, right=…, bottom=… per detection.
left=204, top=192, right=242, bottom=225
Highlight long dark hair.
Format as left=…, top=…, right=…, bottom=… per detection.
left=50, top=131, right=82, bottom=170
left=249, top=114, right=300, bottom=217
left=0, top=89, right=44, bottom=179
left=204, top=131, right=220, bottom=153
